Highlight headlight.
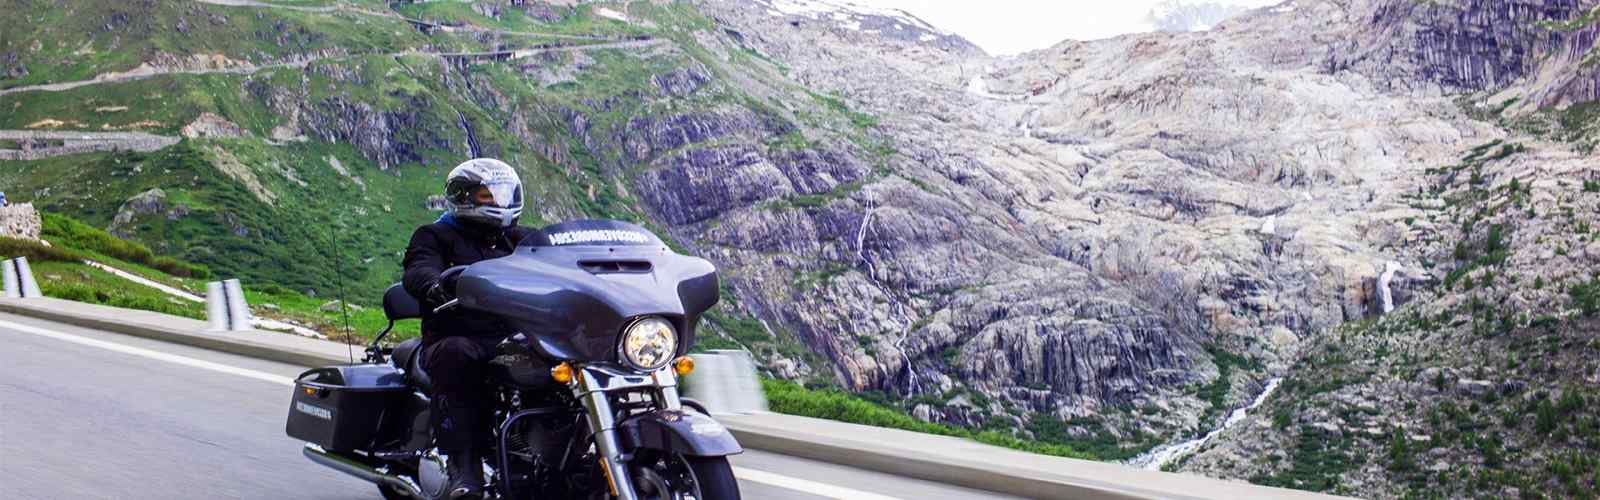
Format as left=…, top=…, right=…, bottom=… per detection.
left=619, top=317, right=677, bottom=371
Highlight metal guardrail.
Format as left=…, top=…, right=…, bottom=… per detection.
left=205, top=279, right=252, bottom=331
left=2, top=256, right=42, bottom=298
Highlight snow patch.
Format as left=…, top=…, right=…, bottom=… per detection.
left=84, top=260, right=205, bottom=303
left=766, top=0, right=949, bottom=35
left=595, top=7, right=628, bottom=23
left=253, top=318, right=329, bottom=340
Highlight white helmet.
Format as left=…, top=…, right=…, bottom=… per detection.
left=445, top=158, right=524, bottom=228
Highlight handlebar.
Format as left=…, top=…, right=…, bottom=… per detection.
left=433, top=298, right=460, bottom=314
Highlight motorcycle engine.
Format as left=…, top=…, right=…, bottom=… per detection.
left=505, top=413, right=576, bottom=468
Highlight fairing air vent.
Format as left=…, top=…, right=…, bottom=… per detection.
left=579, top=260, right=654, bottom=274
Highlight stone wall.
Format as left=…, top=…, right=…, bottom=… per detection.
left=0, top=131, right=179, bottom=160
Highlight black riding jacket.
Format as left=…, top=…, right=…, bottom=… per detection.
left=402, top=216, right=535, bottom=344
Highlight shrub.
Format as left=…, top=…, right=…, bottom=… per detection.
left=37, top=213, right=211, bottom=278
left=0, top=236, right=87, bottom=263
left=40, top=213, right=152, bottom=263
left=1573, top=278, right=1600, bottom=317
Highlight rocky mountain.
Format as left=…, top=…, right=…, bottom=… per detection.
left=2, top=0, right=1599, bottom=494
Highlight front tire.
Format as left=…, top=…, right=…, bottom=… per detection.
left=685, top=456, right=740, bottom=500
left=627, top=452, right=740, bottom=500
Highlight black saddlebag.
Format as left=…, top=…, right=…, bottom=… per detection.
left=286, top=364, right=409, bottom=451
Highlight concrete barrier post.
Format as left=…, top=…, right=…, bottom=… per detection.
left=14, top=256, right=41, bottom=298
left=223, top=279, right=251, bottom=331
left=2, top=259, right=18, bottom=298
left=683, top=350, right=768, bottom=415
left=206, top=281, right=227, bottom=331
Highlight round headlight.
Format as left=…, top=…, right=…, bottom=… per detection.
left=620, top=317, right=677, bottom=370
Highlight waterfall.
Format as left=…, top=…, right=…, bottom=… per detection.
left=1128, top=377, right=1283, bottom=470
left=1378, top=261, right=1403, bottom=314
left=457, top=110, right=482, bottom=158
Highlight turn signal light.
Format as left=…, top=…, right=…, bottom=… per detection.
left=551, top=362, right=574, bottom=384
left=673, top=356, right=695, bottom=376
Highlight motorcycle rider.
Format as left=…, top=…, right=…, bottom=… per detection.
left=403, top=158, right=535, bottom=499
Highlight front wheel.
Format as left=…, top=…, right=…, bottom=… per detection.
left=628, top=452, right=740, bottom=500
left=685, top=456, right=739, bottom=500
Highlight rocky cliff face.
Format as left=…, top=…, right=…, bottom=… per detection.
left=690, top=0, right=1600, bottom=486
left=691, top=0, right=1501, bottom=431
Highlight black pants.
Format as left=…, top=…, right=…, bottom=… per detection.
left=422, top=335, right=505, bottom=455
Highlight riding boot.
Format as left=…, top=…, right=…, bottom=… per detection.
left=445, top=448, right=485, bottom=500
left=435, top=398, right=485, bottom=499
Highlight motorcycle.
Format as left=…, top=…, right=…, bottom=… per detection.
left=286, top=219, right=742, bottom=499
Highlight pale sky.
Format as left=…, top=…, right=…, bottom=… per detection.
left=853, top=0, right=1283, bottom=55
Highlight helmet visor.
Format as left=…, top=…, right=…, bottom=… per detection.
left=485, top=180, right=522, bottom=209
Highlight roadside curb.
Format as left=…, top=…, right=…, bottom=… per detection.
left=724, top=416, right=1146, bottom=500
left=0, top=297, right=1346, bottom=500
left=0, top=298, right=349, bottom=368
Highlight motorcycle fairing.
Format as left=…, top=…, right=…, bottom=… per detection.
left=453, top=220, right=718, bottom=363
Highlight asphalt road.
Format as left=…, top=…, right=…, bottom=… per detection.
left=0, top=312, right=1018, bottom=500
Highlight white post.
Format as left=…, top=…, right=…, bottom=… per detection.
left=723, top=349, right=768, bottom=412
left=223, top=279, right=251, bottom=331
left=2, top=259, right=18, bottom=298
left=683, top=350, right=769, bottom=415
left=206, top=281, right=228, bottom=331
left=14, top=257, right=41, bottom=298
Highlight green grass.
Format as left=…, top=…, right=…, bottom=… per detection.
left=0, top=0, right=432, bottom=90
left=391, top=1, right=650, bottom=39
left=32, top=260, right=206, bottom=320
left=1572, top=276, right=1600, bottom=316
left=764, top=378, right=1168, bottom=461
left=41, top=212, right=208, bottom=278
left=1250, top=426, right=1362, bottom=492
left=0, top=235, right=89, bottom=263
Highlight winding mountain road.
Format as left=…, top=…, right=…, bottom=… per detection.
left=0, top=311, right=1018, bottom=500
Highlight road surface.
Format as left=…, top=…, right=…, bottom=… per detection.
left=0, top=312, right=1018, bottom=500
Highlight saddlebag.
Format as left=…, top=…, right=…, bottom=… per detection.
left=286, top=364, right=409, bottom=451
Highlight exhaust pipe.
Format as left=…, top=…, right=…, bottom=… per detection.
left=302, top=444, right=423, bottom=498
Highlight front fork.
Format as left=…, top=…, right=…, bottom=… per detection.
left=573, top=365, right=683, bottom=500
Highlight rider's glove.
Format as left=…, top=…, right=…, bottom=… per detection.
left=424, top=282, right=452, bottom=307
left=426, top=265, right=469, bottom=307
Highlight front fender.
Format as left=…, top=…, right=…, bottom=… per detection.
left=619, top=409, right=742, bottom=457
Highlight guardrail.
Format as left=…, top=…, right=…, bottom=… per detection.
left=0, top=296, right=1349, bottom=500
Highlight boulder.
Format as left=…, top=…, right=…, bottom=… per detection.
left=0, top=203, right=42, bottom=240
left=180, top=112, right=247, bottom=139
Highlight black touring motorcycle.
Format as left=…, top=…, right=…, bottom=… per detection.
left=286, top=220, right=743, bottom=499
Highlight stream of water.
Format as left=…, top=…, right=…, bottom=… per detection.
left=1128, top=377, right=1283, bottom=470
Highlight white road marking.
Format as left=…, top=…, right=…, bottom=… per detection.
left=732, top=467, right=905, bottom=500
left=0, top=318, right=295, bottom=387
left=0, top=317, right=907, bottom=500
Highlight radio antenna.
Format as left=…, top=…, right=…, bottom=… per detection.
left=330, top=216, right=355, bottom=364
